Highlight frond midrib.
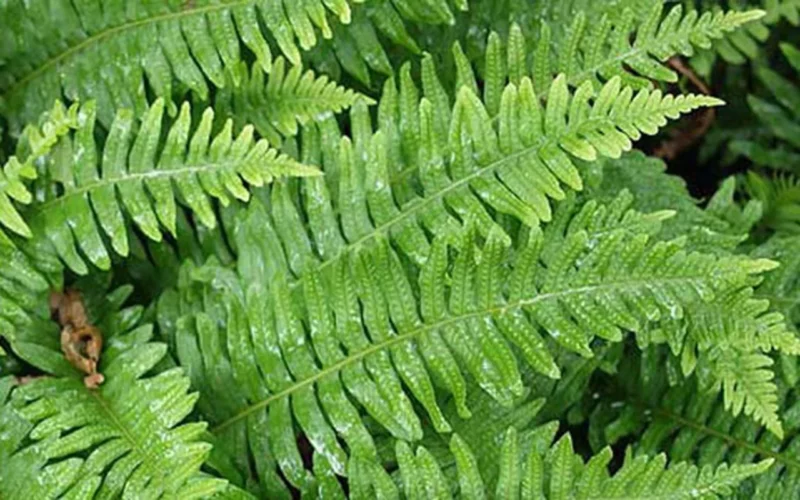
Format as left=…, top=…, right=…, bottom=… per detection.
left=29, top=158, right=267, bottom=217
left=269, top=94, right=356, bottom=108
left=291, top=135, right=551, bottom=292
left=210, top=275, right=712, bottom=434
left=633, top=398, right=800, bottom=472
left=87, top=388, right=165, bottom=489
left=298, top=93, right=701, bottom=294
left=2, top=0, right=254, bottom=99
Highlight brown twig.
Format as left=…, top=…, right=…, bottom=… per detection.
left=50, top=289, right=105, bottom=389
left=653, top=57, right=716, bottom=160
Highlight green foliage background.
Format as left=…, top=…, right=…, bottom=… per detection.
left=1, top=0, right=800, bottom=498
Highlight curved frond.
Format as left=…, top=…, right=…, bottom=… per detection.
left=590, top=152, right=761, bottom=252
left=153, top=189, right=783, bottom=493
left=0, top=101, right=81, bottom=237
left=214, top=58, right=370, bottom=146
left=387, top=425, right=771, bottom=499
left=4, top=99, right=318, bottom=274
left=588, top=347, right=800, bottom=499
left=0, top=0, right=458, bottom=129
left=456, top=3, right=762, bottom=115
left=733, top=43, right=800, bottom=175
left=0, top=305, right=224, bottom=499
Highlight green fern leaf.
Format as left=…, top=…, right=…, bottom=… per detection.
left=0, top=0, right=456, bottom=129
left=0, top=101, right=82, bottom=238
left=752, top=235, right=800, bottom=331
left=587, top=347, right=800, bottom=499
left=457, top=3, right=763, bottom=110
left=153, top=189, right=783, bottom=492
left=214, top=58, right=371, bottom=146
left=387, top=424, right=771, bottom=499
left=0, top=314, right=224, bottom=499
left=7, top=98, right=318, bottom=274
left=689, top=0, right=798, bottom=74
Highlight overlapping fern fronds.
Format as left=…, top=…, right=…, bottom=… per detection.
left=0, top=0, right=464, bottom=130
left=389, top=424, right=771, bottom=499
left=0, top=98, right=317, bottom=275
left=0, top=1, right=790, bottom=499
left=0, top=297, right=223, bottom=500
left=587, top=347, right=800, bottom=499
left=421, top=2, right=764, bottom=106
left=152, top=187, right=788, bottom=493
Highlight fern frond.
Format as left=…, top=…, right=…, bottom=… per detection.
left=0, top=0, right=455, bottom=129
left=387, top=424, right=771, bottom=498
left=214, top=58, right=370, bottom=146
left=254, top=69, right=717, bottom=280
left=761, top=0, right=800, bottom=24
left=589, top=152, right=760, bottom=252
left=153, top=189, right=783, bottom=492
left=643, top=252, right=798, bottom=437
left=588, top=347, right=800, bottom=499
left=416, top=1, right=763, bottom=95
left=0, top=101, right=81, bottom=238
left=2, top=98, right=317, bottom=274
left=744, top=172, right=800, bottom=235
left=732, top=43, right=800, bottom=174
left=0, top=305, right=224, bottom=499
left=458, top=2, right=762, bottom=115
left=0, top=229, right=55, bottom=366
left=752, top=235, right=800, bottom=330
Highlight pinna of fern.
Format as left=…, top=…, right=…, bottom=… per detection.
left=214, top=57, right=370, bottom=146
left=388, top=424, right=772, bottom=499
left=682, top=0, right=800, bottom=80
